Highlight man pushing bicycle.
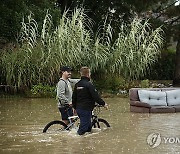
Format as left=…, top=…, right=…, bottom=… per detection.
left=72, top=66, right=108, bottom=135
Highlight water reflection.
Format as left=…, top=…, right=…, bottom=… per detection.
left=0, top=97, right=180, bottom=154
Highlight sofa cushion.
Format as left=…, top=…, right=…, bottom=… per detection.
left=129, top=88, right=162, bottom=101
left=138, top=90, right=167, bottom=106
left=166, top=90, right=180, bottom=106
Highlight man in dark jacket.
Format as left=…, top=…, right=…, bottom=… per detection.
left=72, top=66, right=107, bottom=135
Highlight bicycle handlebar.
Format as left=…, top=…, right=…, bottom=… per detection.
left=94, top=103, right=108, bottom=109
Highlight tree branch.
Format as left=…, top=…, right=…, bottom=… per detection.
left=155, top=0, right=179, bottom=19
left=156, top=0, right=178, bottom=13
left=169, top=16, right=180, bottom=25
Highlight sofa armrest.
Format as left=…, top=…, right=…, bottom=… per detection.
left=130, top=101, right=151, bottom=108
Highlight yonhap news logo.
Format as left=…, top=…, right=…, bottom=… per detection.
left=147, top=133, right=161, bottom=148
left=147, top=133, right=180, bottom=148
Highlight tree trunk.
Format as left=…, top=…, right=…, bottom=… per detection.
left=173, top=35, right=180, bottom=87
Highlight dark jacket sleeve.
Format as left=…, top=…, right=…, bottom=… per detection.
left=72, top=84, right=77, bottom=109
left=88, top=82, right=105, bottom=106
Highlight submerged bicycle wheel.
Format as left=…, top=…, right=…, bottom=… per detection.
left=43, top=120, right=68, bottom=133
left=92, top=118, right=110, bottom=130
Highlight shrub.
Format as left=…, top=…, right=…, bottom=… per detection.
left=30, top=84, right=56, bottom=97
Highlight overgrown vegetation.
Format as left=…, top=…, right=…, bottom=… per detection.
left=145, top=49, right=175, bottom=80
left=30, top=84, right=56, bottom=97
left=0, top=8, right=164, bottom=93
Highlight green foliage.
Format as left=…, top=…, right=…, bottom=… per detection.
left=94, top=75, right=122, bottom=92
left=58, top=0, right=166, bottom=33
left=30, top=84, right=56, bottom=97
left=0, top=8, right=163, bottom=90
left=110, top=18, right=164, bottom=79
left=145, top=49, right=175, bottom=80
left=0, top=0, right=60, bottom=43
left=56, top=0, right=180, bottom=85
left=140, top=79, right=150, bottom=88
left=94, top=75, right=129, bottom=93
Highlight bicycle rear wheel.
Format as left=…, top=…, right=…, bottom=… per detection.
left=43, top=120, right=68, bottom=133
left=92, top=118, right=110, bottom=130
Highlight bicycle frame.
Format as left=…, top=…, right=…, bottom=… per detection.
left=43, top=105, right=110, bottom=133
left=66, top=115, right=79, bottom=130
left=66, top=112, right=100, bottom=130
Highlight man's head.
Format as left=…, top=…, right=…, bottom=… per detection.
left=80, top=66, right=91, bottom=78
left=60, top=66, right=72, bottom=79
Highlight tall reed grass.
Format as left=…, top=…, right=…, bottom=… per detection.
left=0, top=8, right=163, bottom=89
left=111, top=18, right=163, bottom=79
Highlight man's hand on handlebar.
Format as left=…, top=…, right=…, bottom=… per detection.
left=104, top=103, right=108, bottom=110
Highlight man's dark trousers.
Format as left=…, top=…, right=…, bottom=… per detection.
left=76, top=108, right=92, bottom=135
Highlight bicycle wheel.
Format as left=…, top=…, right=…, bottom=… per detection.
left=92, top=118, right=110, bottom=129
left=43, top=120, right=68, bottom=133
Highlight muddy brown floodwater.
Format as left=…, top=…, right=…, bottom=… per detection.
left=0, top=97, right=180, bottom=154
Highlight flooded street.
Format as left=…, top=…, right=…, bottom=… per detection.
left=0, top=97, right=180, bottom=154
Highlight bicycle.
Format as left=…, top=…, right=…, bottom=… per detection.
left=43, top=104, right=110, bottom=133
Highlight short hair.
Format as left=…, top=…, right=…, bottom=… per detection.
left=80, top=67, right=90, bottom=76
left=60, top=66, right=72, bottom=72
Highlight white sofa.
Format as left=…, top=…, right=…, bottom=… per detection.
left=129, top=88, right=180, bottom=113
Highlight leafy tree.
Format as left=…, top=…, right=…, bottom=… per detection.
left=0, top=0, right=61, bottom=46
left=138, top=0, right=180, bottom=85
